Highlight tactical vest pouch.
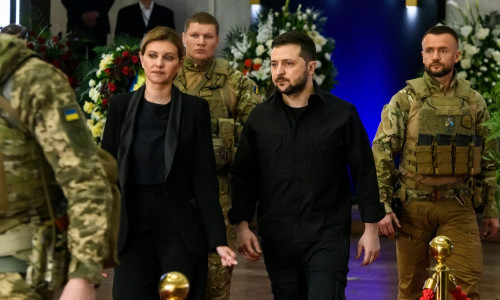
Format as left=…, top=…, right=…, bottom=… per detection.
left=212, top=134, right=225, bottom=170
left=454, top=146, right=469, bottom=174
left=435, top=145, right=453, bottom=175
left=213, top=118, right=235, bottom=170
left=470, top=141, right=482, bottom=175
left=415, top=145, right=433, bottom=175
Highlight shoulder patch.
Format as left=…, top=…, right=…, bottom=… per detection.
left=63, top=107, right=80, bottom=121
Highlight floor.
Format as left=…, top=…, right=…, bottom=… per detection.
left=96, top=236, right=500, bottom=299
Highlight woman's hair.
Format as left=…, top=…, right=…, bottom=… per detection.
left=0, top=24, right=28, bottom=39
left=140, top=26, right=184, bottom=59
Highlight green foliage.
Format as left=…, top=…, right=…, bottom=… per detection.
left=77, top=36, right=142, bottom=142
left=483, top=81, right=500, bottom=207
left=447, top=0, right=500, bottom=113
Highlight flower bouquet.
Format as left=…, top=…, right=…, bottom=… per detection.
left=78, top=36, right=142, bottom=142
left=26, top=26, right=80, bottom=88
left=224, top=0, right=337, bottom=97
left=447, top=0, right=500, bottom=112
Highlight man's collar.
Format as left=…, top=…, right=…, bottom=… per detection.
left=183, top=56, right=215, bottom=72
left=423, top=70, right=458, bottom=94
left=272, top=80, right=326, bottom=104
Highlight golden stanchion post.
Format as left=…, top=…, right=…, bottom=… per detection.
left=158, top=271, right=190, bottom=300
left=426, top=236, right=454, bottom=300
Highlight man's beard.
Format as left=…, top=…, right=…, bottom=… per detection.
left=275, top=68, right=309, bottom=95
left=425, top=64, right=453, bottom=77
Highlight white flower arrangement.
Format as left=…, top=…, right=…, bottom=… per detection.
left=77, top=40, right=142, bottom=143
left=447, top=0, right=500, bottom=111
left=224, top=0, right=337, bottom=97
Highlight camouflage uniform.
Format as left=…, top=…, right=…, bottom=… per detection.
left=372, top=72, right=499, bottom=300
left=0, top=34, right=112, bottom=299
left=174, top=57, right=260, bottom=300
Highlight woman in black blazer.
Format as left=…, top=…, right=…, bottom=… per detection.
left=101, top=26, right=237, bottom=300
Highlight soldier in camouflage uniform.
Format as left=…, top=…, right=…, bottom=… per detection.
left=0, top=33, right=113, bottom=299
left=173, top=12, right=261, bottom=300
left=373, top=25, right=499, bottom=300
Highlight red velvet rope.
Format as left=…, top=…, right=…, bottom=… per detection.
left=420, top=285, right=470, bottom=300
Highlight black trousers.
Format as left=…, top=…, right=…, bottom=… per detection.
left=113, top=185, right=207, bottom=300
left=261, top=235, right=349, bottom=300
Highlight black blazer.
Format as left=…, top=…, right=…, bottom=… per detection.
left=115, top=3, right=175, bottom=39
left=101, top=85, right=226, bottom=254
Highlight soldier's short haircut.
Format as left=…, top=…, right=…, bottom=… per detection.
left=140, top=26, right=185, bottom=59
left=422, top=25, right=459, bottom=45
left=271, top=31, right=316, bottom=63
left=184, top=12, right=219, bottom=36
left=0, top=24, right=28, bottom=39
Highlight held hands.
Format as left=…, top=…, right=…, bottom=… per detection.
left=59, top=278, right=96, bottom=300
left=481, top=217, right=499, bottom=239
left=356, top=223, right=381, bottom=267
left=216, top=246, right=238, bottom=267
left=235, top=221, right=262, bottom=261
left=378, top=212, right=401, bottom=239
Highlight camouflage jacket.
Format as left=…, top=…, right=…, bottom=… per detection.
left=372, top=72, right=499, bottom=218
left=173, top=57, right=261, bottom=143
left=0, top=34, right=112, bottom=284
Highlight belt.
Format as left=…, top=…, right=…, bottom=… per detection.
left=400, top=177, right=466, bottom=192
left=400, top=177, right=466, bottom=202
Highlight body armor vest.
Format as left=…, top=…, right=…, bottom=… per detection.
left=0, top=117, right=62, bottom=217
left=175, top=59, right=236, bottom=169
left=175, top=59, right=235, bottom=132
left=0, top=82, right=62, bottom=217
left=400, top=78, right=481, bottom=176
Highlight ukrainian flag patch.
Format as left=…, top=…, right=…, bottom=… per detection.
left=253, top=85, right=259, bottom=95
left=64, top=108, right=79, bottom=121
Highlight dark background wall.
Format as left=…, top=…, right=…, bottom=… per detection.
left=260, top=0, right=445, bottom=141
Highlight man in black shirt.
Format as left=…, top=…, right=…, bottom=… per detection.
left=228, top=31, right=385, bottom=299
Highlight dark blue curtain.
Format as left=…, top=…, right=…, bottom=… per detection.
left=260, top=0, right=444, bottom=140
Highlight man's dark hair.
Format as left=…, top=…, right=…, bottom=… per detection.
left=184, top=12, right=219, bottom=36
left=0, top=24, right=28, bottom=39
left=271, top=30, right=316, bottom=62
left=422, top=25, right=459, bottom=45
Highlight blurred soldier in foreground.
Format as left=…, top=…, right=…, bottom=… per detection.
left=173, top=12, right=261, bottom=300
left=0, top=33, right=113, bottom=299
left=373, top=25, right=499, bottom=300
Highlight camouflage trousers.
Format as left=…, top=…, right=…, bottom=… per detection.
left=0, top=273, right=48, bottom=300
left=204, top=174, right=237, bottom=300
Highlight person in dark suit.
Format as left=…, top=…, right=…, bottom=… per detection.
left=101, top=26, right=237, bottom=300
left=62, top=0, right=114, bottom=57
left=115, top=0, right=175, bottom=40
